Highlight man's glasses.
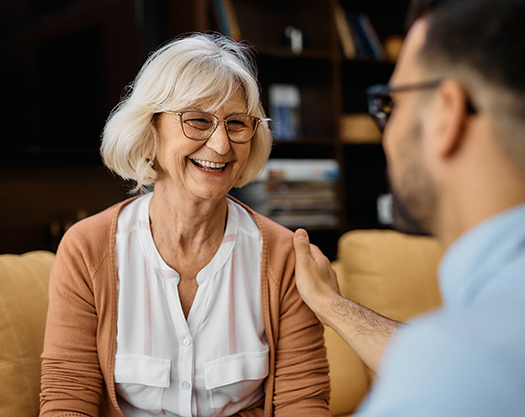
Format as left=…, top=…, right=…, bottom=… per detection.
left=366, top=80, right=478, bottom=132
left=165, top=110, right=261, bottom=144
left=366, top=80, right=443, bottom=132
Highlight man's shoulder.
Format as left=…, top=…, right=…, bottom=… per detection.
left=362, top=302, right=525, bottom=416
left=404, top=297, right=525, bottom=350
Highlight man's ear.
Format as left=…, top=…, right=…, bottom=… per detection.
left=430, top=79, right=470, bottom=158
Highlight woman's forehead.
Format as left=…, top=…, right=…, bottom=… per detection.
left=189, top=88, right=249, bottom=113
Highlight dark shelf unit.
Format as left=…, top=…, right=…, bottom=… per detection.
left=0, top=0, right=409, bottom=257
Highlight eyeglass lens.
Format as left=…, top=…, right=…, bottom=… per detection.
left=180, top=111, right=258, bottom=143
left=368, top=95, right=393, bottom=132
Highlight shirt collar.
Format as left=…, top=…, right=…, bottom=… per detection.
left=439, top=202, right=525, bottom=309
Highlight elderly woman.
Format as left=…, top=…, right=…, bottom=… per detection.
left=40, top=34, right=330, bottom=417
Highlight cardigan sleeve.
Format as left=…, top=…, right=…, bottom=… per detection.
left=40, top=225, right=106, bottom=416
left=268, top=236, right=331, bottom=416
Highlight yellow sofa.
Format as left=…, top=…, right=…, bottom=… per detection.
left=327, top=230, right=443, bottom=416
left=0, top=230, right=442, bottom=417
left=0, top=251, right=55, bottom=416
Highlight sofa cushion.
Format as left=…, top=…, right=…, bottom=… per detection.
left=337, top=229, right=443, bottom=322
left=0, top=251, right=55, bottom=417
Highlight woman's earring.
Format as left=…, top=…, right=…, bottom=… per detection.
left=147, top=157, right=155, bottom=169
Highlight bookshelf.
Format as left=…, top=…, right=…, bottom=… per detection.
left=0, top=0, right=409, bottom=258
left=213, top=0, right=409, bottom=258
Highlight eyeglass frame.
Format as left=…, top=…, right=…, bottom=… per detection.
left=366, top=80, right=477, bottom=132
left=164, top=110, right=262, bottom=144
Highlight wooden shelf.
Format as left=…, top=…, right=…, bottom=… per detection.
left=0, top=0, right=409, bottom=254
left=255, top=45, right=333, bottom=61
left=270, top=141, right=337, bottom=159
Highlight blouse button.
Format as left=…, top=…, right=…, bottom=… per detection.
left=182, top=338, right=191, bottom=346
left=182, top=381, right=191, bottom=390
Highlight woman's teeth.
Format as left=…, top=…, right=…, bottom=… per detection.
left=191, top=159, right=227, bottom=172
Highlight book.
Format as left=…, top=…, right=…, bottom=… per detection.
left=347, top=13, right=375, bottom=59
left=231, top=159, right=341, bottom=229
left=358, top=14, right=387, bottom=61
left=214, top=0, right=241, bottom=42
left=269, top=213, right=340, bottom=228
left=258, top=159, right=340, bottom=182
left=214, top=0, right=230, bottom=38
left=223, top=0, right=242, bottom=42
left=342, top=12, right=387, bottom=61
left=334, top=4, right=357, bottom=59
left=346, top=14, right=368, bottom=59
left=268, top=84, right=301, bottom=141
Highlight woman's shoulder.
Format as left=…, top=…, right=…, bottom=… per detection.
left=228, top=196, right=294, bottom=243
left=58, top=196, right=139, bottom=259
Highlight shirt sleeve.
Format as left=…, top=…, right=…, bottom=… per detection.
left=357, top=305, right=525, bottom=417
left=40, top=227, right=105, bottom=416
left=271, top=252, right=331, bottom=416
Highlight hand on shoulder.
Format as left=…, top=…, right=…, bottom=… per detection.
left=293, top=229, right=342, bottom=324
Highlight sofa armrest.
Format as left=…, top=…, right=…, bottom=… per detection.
left=0, top=251, right=55, bottom=417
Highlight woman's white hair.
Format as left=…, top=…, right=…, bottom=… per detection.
left=101, top=33, right=272, bottom=192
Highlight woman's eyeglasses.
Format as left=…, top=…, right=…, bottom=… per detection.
left=165, top=110, right=261, bottom=144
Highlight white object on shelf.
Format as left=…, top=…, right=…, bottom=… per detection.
left=268, top=84, right=301, bottom=141
left=377, top=193, right=393, bottom=225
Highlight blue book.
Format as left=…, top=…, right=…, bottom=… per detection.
left=358, top=14, right=387, bottom=61
left=214, top=0, right=231, bottom=38
left=347, top=13, right=375, bottom=59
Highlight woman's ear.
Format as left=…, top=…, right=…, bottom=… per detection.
left=430, top=79, right=471, bottom=158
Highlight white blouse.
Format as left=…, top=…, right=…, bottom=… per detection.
left=114, top=193, right=268, bottom=417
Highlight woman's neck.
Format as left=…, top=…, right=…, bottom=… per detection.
left=148, top=185, right=228, bottom=259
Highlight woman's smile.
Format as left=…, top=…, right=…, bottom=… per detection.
left=190, top=158, right=229, bottom=173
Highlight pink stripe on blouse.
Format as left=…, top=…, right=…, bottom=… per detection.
left=144, top=263, right=152, bottom=356
left=222, top=233, right=236, bottom=244
left=228, top=252, right=238, bottom=355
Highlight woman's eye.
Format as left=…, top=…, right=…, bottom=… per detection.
left=186, top=119, right=214, bottom=129
left=227, top=119, right=247, bottom=130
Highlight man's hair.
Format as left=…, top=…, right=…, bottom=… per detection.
left=406, top=0, right=525, bottom=174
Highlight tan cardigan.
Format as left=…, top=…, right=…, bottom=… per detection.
left=40, top=196, right=330, bottom=417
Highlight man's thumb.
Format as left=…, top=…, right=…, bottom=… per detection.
left=293, top=228, right=311, bottom=259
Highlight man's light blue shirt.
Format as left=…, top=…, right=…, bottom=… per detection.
left=359, top=203, right=525, bottom=416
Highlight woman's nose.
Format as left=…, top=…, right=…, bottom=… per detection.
left=206, top=123, right=231, bottom=155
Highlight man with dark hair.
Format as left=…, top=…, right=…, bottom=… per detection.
left=293, top=0, right=525, bottom=415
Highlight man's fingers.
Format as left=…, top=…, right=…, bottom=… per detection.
left=294, top=229, right=331, bottom=269
left=293, top=228, right=311, bottom=261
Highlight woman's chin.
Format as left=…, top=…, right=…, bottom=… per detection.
left=185, top=179, right=233, bottom=202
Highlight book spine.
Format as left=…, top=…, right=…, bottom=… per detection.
left=268, top=84, right=301, bottom=141
left=223, top=0, right=242, bottom=42
left=358, top=14, right=387, bottom=61
left=347, top=13, right=375, bottom=59
left=346, top=14, right=365, bottom=59
left=334, top=4, right=356, bottom=59
left=214, top=0, right=231, bottom=38
left=260, top=159, right=340, bottom=182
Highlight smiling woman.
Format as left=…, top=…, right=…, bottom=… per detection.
left=101, top=34, right=271, bottom=193
left=151, top=89, right=253, bottom=204
left=40, top=33, right=330, bottom=417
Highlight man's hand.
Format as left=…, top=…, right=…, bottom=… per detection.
left=293, top=228, right=342, bottom=324
left=293, top=228, right=401, bottom=373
